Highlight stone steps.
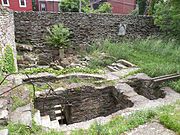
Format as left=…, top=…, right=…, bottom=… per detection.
left=107, top=59, right=136, bottom=72
left=34, top=110, right=61, bottom=129
left=41, top=115, right=51, bottom=128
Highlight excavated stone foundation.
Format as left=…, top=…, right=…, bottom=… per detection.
left=34, top=86, right=134, bottom=124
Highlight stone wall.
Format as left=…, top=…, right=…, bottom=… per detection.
left=14, top=12, right=159, bottom=46
left=34, top=86, right=133, bottom=124
left=14, top=12, right=159, bottom=68
left=0, top=6, right=17, bottom=71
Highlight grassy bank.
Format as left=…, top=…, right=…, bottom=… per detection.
left=88, top=38, right=180, bottom=92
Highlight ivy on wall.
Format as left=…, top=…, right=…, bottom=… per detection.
left=2, top=45, right=16, bottom=73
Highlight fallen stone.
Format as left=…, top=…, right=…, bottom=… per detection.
left=49, top=63, right=64, bottom=70
left=0, top=99, right=8, bottom=109
left=0, top=129, right=8, bottom=135
left=0, top=109, right=8, bottom=125
left=16, top=43, right=33, bottom=52
left=127, top=73, right=151, bottom=80
left=38, top=53, right=53, bottom=65
left=10, top=104, right=32, bottom=126
left=117, top=59, right=136, bottom=67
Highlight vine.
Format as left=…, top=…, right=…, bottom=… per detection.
left=2, top=45, right=16, bottom=73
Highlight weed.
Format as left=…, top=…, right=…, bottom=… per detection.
left=7, top=121, right=64, bottom=135
left=3, top=45, right=16, bottom=73
left=11, top=96, right=28, bottom=111
left=21, top=67, right=101, bottom=75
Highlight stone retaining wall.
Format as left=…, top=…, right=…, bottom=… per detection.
left=14, top=12, right=159, bottom=46
left=34, top=86, right=133, bottom=124
left=0, top=6, right=17, bottom=71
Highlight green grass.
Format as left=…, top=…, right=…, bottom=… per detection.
left=159, top=105, right=180, bottom=134
left=11, top=96, right=28, bottom=111
left=7, top=121, right=64, bottom=135
left=88, top=38, right=180, bottom=92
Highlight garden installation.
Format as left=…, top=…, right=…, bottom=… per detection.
left=0, top=0, right=180, bottom=135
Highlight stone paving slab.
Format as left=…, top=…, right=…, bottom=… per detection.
left=10, top=104, right=32, bottom=127
left=125, top=122, right=176, bottom=135
left=0, top=129, right=8, bottom=135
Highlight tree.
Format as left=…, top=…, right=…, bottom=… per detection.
left=60, top=0, right=89, bottom=12
left=154, top=0, right=180, bottom=37
left=96, top=2, right=112, bottom=13
left=59, top=0, right=112, bottom=13
left=137, top=0, right=147, bottom=15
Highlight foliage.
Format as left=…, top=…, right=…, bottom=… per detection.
left=10, top=86, right=32, bottom=111
left=11, top=96, right=27, bottom=111
left=60, top=0, right=88, bottom=12
left=7, top=121, right=64, bottom=135
left=21, top=67, right=101, bottom=75
left=137, top=0, right=147, bottom=15
left=96, top=2, right=112, bottom=13
left=166, top=80, right=180, bottom=93
left=154, top=0, right=180, bottom=38
left=89, top=39, right=180, bottom=77
left=148, top=0, right=158, bottom=15
left=60, top=0, right=112, bottom=13
left=159, top=106, right=180, bottom=134
left=2, top=45, right=16, bottom=73
left=46, top=24, right=71, bottom=49
left=87, top=51, right=115, bottom=69
left=88, top=38, right=180, bottom=92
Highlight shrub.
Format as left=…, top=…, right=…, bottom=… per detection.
left=96, top=2, right=112, bottom=13
left=46, top=24, right=71, bottom=49
left=154, top=0, right=180, bottom=38
left=2, top=45, right=16, bottom=73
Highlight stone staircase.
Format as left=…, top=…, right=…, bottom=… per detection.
left=34, top=104, right=66, bottom=129
left=107, top=59, right=136, bottom=72
left=34, top=110, right=61, bottom=129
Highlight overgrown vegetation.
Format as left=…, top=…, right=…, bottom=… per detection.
left=10, top=86, right=32, bottom=111
left=46, top=24, right=71, bottom=49
left=11, top=96, right=28, bottom=111
left=7, top=121, right=64, bottom=135
left=60, top=0, right=112, bottom=13
left=2, top=45, right=16, bottom=73
left=154, top=0, right=180, bottom=38
left=21, top=67, right=101, bottom=75
left=88, top=38, right=180, bottom=92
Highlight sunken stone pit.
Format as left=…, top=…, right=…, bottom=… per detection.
left=34, top=86, right=134, bottom=124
